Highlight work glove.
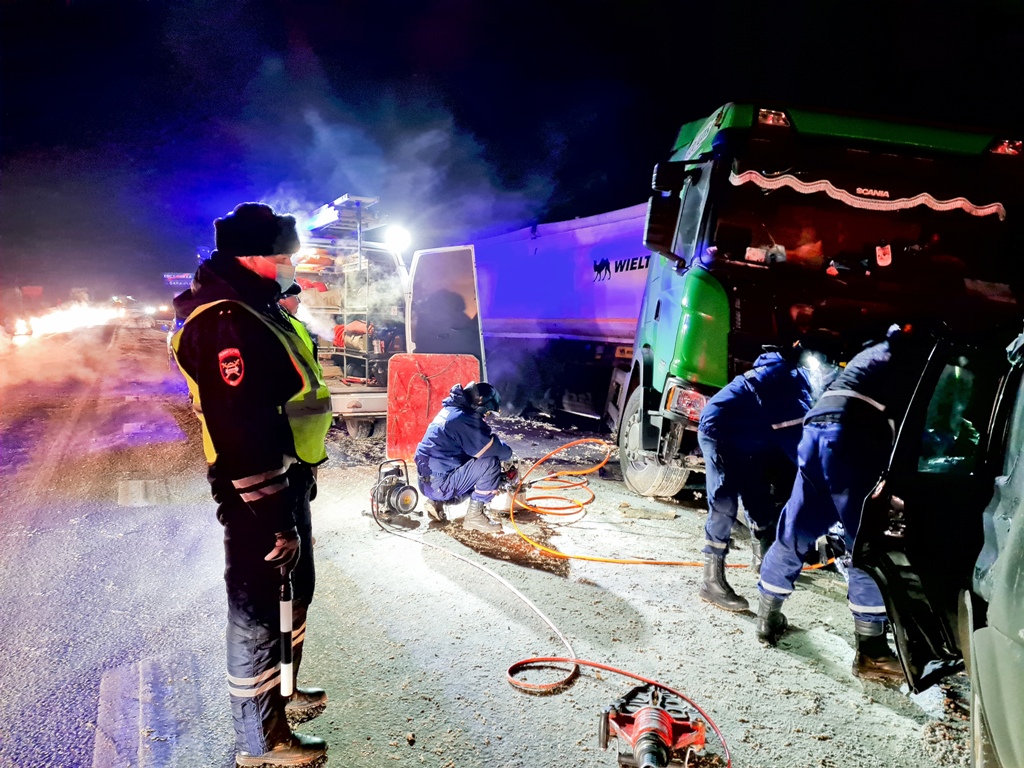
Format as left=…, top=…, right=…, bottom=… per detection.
left=265, top=528, right=301, bottom=573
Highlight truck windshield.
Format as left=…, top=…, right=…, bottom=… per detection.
left=712, top=177, right=1018, bottom=300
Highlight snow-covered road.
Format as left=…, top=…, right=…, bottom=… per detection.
left=0, top=326, right=971, bottom=767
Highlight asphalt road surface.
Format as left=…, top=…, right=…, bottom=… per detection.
left=0, top=323, right=973, bottom=768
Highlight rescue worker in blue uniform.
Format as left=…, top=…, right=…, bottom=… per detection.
left=414, top=382, right=513, bottom=533
left=697, top=344, right=814, bottom=612
left=757, top=325, right=930, bottom=682
left=171, top=203, right=333, bottom=766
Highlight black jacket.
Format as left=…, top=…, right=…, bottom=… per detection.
left=173, top=254, right=310, bottom=534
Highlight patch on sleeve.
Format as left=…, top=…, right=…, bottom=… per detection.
left=218, top=347, right=244, bottom=386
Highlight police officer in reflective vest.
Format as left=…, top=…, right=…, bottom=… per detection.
left=171, top=203, right=333, bottom=766
left=414, top=382, right=512, bottom=533
left=697, top=344, right=814, bottom=612
left=757, top=325, right=929, bottom=683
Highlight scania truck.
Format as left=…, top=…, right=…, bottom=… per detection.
left=614, top=102, right=1024, bottom=497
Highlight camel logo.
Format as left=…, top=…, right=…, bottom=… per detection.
left=856, top=187, right=890, bottom=198
left=218, top=347, right=244, bottom=386
left=591, top=255, right=652, bottom=281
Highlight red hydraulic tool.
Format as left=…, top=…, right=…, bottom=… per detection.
left=599, top=684, right=707, bottom=767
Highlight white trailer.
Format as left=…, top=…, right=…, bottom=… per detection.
left=471, top=203, right=650, bottom=424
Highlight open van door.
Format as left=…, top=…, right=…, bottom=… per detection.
left=855, top=339, right=1009, bottom=692
left=408, top=245, right=487, bottom=378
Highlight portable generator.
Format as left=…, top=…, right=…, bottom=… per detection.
left=371, top=459, right=420, bottom=517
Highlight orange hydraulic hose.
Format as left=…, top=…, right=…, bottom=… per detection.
left=509, top=438, right=835, bottom=570
left=369, top=503, right=732, bottom=766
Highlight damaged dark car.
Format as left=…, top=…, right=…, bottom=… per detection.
left=855, top=329, right=1024, bottom=768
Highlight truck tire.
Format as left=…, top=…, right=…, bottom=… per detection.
left=344, top=417, right=373, bottom=439
left=618, top=388, right=690, bottom=497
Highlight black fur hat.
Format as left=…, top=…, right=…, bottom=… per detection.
left=214, top=203, right=300, bottom=257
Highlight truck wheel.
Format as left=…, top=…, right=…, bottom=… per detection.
left=344, top=417, right=373, bottom=439
left=618, top=388, right=690, bottom=497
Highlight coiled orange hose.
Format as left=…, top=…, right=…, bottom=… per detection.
left=509, top=438, right=834, bottom=570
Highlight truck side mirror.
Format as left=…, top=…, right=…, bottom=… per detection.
left=644, top=193, right=682, bottom=260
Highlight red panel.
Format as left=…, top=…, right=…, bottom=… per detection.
left=386, top=353, right=481, bottom=460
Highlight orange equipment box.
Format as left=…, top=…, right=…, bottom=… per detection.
left=385, top=353, right=481, bottom=461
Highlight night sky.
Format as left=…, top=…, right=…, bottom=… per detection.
left=3, top=0, right=1024, bottom=300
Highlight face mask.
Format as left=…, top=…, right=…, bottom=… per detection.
left=274, top=263, right=296, bottom=292
left=237, top=255, right=297, bottom=292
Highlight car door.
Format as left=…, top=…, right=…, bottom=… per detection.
left=408, top=246, right=487, bottom=378
left=855, top=338, right=1010, bottom=692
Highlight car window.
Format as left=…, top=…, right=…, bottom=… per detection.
left=676, top=164, right=711, bottom=262
left=917, top=356, right=981, bottom=474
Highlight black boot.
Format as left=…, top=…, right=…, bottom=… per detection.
left=750, top=529, right=775, bottom=576
left=463, top=498, right=501, bottom=533
left=236, top=732, right=327, bottom=767
left=285, top=687, right=328, bottom=726
left=852, top=619, right=905, bottom=683
left=756, top=593, right=788, bottom=646
left=698, top=554, right=749, bottom=612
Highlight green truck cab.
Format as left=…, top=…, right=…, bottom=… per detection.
left=615, top=102, right=1024, bottom=497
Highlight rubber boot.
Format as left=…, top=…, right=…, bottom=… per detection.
left=750, top=529, right=775, bottom=576
left=852, top=619, right=905, bottom=683
left=756, top=593, right=788, bottom=646
left=285, top=687, right=328, bottom=726
left=235, top=732, right=327, bottom=767
left=462, top=498, right=501, bottom=533
left=698, top=554, right=749, bottom=612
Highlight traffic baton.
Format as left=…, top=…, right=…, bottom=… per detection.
left=279, top=566, right=294, bottom=697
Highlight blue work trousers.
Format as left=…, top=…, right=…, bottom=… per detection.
left=758, top=422, right=889, bottom=624
left=699, top=431, right=784, bottom=555
left=420, top=456, right=502, bottom=504
left=212, top=465, right=316, bottom=755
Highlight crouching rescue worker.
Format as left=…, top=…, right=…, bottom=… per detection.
left=414, top=382, right=513, bottom=533
left=697, top=342, right=814, bottom=612
left=171, top=203, right=332, bottom=765
left=756, top=324, right=930, bottom=683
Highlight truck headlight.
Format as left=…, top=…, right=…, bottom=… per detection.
left=665, top=383, right=708, bottom=422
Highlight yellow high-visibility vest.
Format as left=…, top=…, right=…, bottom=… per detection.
left=171, top=300, right=332, bottom=465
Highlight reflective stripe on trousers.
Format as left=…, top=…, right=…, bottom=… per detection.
left=418, top=456, right=502, bottom=504
left=215, top=465, right=317, bottom=754
left=757, top=422, right=889, bottom=623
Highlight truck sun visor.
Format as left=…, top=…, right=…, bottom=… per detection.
left=729, top=170, right=1007, bottom=221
